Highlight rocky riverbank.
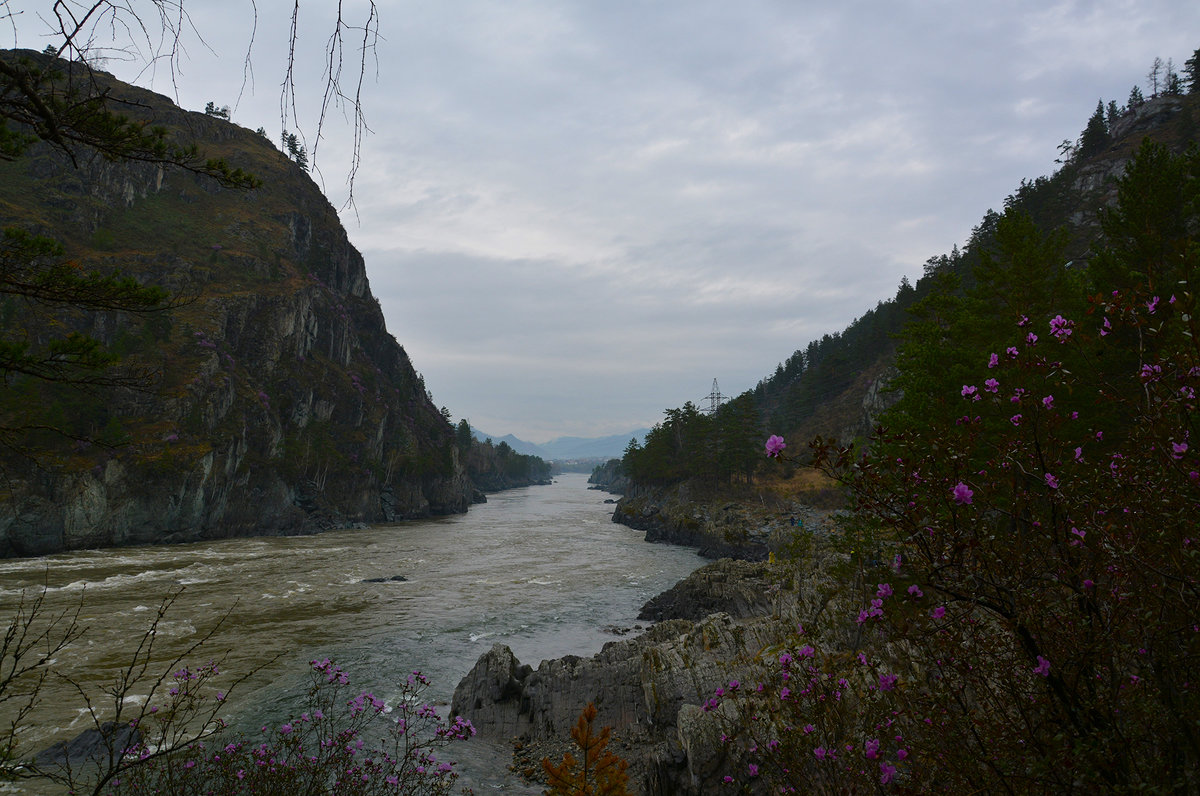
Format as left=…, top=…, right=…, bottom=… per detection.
left=451, top=525, right=854, bottom=794
left=610, top=482, right=832, bottom=561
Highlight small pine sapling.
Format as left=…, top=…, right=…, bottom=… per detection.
left=541, top=703, right=630, bottom=796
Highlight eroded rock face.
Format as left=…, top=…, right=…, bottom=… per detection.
left=0, top=52, right=474, bottom=556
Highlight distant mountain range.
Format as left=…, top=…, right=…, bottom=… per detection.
left=471, top=427, right=650, bottom=461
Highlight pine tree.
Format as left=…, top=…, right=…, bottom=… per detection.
left=1186, top=47, right=1200, bottom=94
left=1077, top=99, right=1108, bottom=159
left=542, top=703, right=631, bottom=796
left=1128, top=84, right=1145, bottom=108
left=1106, top=100, right=1122, bottom=129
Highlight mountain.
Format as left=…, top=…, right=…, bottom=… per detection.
left=617, top=89, right=1200, bottom=489
left=537, top=431, right=651, bottom=461
left=754, top=90, right=1200, bottom=447
left=0, top=50, right=474, bottom=556
left=470, top=427, right=650, bottom=461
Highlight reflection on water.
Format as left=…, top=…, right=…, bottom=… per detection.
left=0, top=473, right=703, bottom=792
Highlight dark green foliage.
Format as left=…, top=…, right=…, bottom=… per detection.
left=0, top=228, right=169, bottom=386
left=454, top=418, right=473, bottom=452
left=1090, top=138, right=1200, bottom=294
left=622, top=396, right=767, bottom=486
left=463, top=437, right=551, bottom=490
left=1186, top=47, right=1200, bottom=94
left=0, top=51, right=257, bottom=188
left=282, top=131, right=308, bottom=170
left=1106, top=99, right=1122, bottom=129
left=1077, top=99, right=1109, bottom=159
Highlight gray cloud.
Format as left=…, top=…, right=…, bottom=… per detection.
left=8, top=0, right=1199, bottom=439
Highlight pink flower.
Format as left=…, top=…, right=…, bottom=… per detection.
left=1147, top=295, right=1160, bottom=314
left=1010, top=414, right=1023, bottom=426
left=880, top=762, right=897, bottom=784
left=1026, top=332, right=1038, bottom=346
left=878, top=673, right=898, bottom=691
left=952, top=482, right=973, bottom=505
left=1172, top=441, right=1188, bottom=460
left=984, top=378, right=999, bottom=393
left=876, top=583, right=893, bottom=598
left=988, top=352, right=999, bottom=368
left=1042, top=395, right=1054, bottom=409
left=765, top=435, right=787, bottom=458
left=961, top=385, right=978, bottom=400
left=1007, top=346, right=1020, bottom=358
left=907, top=584, right=924, bottom=598
left=931, top=605, right=946, bottom=619
left=865, top=738, right=881, bottom=759
left=1044, top=473, right=1059, bottom=489
left=1049, top=314, right=1074, bottom=341
left=1033, top=655, right=1051, bottom=677
left=1101, top=316, right=1112, bottom=336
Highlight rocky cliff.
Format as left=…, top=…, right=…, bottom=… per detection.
left=0, top=51, right=474, bottom=556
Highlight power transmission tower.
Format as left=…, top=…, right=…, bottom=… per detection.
left=703, top=378, right=726, bottom=415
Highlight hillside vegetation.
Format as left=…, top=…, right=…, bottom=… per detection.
left=609, top=50, right=1200, bottom=793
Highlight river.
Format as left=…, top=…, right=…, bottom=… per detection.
left=0, top=473, right=704, bottom=792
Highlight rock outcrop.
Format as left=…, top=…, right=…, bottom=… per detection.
left=452, top=551, right=851, bottom=794
left=0, top=50, right=474, bottom=556
left=637, top=558, right=779, bottom=622
left=610, top=482, right=833, bottom=561
left=587, top=458, right=628, bottom=495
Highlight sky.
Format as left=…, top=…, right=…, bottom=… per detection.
left=5, top=1, right=1200, bottom=441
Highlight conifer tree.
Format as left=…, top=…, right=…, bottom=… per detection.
left=542, top=703, right=631, bottom=796
left=1077, top=99, right=1109, bottom=158
left=1186, top=47, right=1200, bottom=93
left=1147, top=56, right=1164, bottom=97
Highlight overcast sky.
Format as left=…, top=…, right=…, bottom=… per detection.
left=7, top=1, right=1200, bottom=441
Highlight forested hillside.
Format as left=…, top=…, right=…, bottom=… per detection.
left=622, top=50, right=1200, bottom=490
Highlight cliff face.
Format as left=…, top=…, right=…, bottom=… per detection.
left=0, top=52, right=473, bottom=556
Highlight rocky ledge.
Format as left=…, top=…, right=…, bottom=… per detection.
left=451, top=551, right=848, bottom=794
left=611, top=483, right=831, bottom=561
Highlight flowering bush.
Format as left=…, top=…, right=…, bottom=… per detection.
left=710, top=288, right=1199, bottom=792
left=104, top=658, right=474, bottom=795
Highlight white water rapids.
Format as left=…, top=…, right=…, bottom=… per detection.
left=0, top=473, right=705, bottom=792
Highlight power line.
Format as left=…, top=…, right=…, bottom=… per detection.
left=703, top=378, right=726, bottom=414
